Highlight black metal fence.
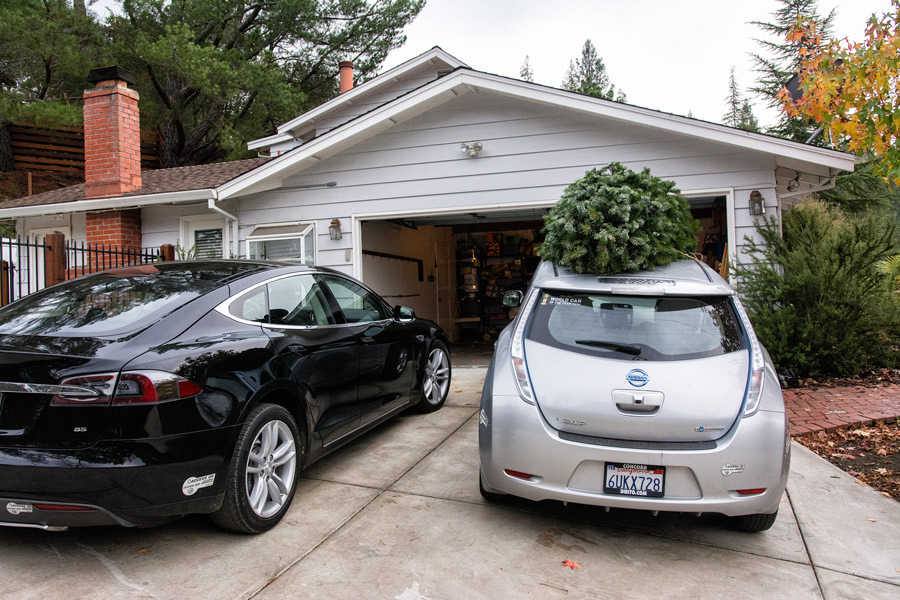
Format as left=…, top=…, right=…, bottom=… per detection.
left=0, top=236, right=166, bottom=306
left=66, top=241, right=161, bottom=279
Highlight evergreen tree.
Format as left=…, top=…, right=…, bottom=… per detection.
left=519, top=55, right=534, bottom=83
left=750, top=0, right=835, bottom=142
left=722, top=67, right=742, bottom=127
left=561, top=40, right=625, bottom=102
left=738, top=99, right=761, bottom=133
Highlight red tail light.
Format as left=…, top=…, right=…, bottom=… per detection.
left=52, top=371, right=203, bottom=406
left=504, top=469, right=535, bottom=479
left=737, top=488, right=766, bottom=495
left=33, top=504, right=96, bottom=512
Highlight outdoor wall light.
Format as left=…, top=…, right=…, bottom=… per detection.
left=786, top=176, right=801, bottom=192
left=329, top=218, right=343, bottom=241
left=460, top=142, right=482, bottom=157
left=749, top=190, right=766, bottom=215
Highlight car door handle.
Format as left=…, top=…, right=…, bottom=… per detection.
left=612, top=390, right=664, bottom=415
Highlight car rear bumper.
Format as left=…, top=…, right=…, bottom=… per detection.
left=479, top=393, right=790, bottom=517
left=0, top=426, right=237, bottom=529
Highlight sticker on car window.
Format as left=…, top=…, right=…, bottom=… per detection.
left=182, top=474, right=216, bottom=496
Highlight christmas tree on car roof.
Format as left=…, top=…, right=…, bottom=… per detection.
left=539, top=162, right=699, bottom=275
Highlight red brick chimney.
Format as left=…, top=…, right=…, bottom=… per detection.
left=339, top=61, right=354, bottom=94
left=83, top=66, right=143, bottom=251
left=83, top=66, right=141, bottom=199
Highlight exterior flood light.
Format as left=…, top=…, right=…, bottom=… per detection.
left=460, top=142, right=482, bottom=157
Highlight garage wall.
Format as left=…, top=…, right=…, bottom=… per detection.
left=361, top=221, right=455, bottom=333
left=233, top=90, right=778, bottom=273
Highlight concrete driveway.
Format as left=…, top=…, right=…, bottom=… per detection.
left=0, top=366, right=898, bottom=599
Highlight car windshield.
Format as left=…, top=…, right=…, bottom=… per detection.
left=526, top=291, right=747, bottom=361
left=0, top=262, right=262, bottom=337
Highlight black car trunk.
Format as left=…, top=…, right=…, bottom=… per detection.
left=0, top=337, right=127, bottom=449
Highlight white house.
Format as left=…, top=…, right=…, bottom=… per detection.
left=0, top=48, right=856, bottom=340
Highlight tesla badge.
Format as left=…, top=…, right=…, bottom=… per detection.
left=626, top=369, right=649, bottom=387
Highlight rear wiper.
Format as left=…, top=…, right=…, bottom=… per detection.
left=575, top=339, right=642, bottom=355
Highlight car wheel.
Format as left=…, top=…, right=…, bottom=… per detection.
left=479, top=469, right=507, bottom=503
left=730, top=510, right=778, bottom=532
left=415, top=340, right=451, bottom=413
left=212, top=403, right=304, bottom=533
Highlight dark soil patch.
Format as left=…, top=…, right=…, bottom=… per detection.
left=795, top=420, right=900, bottom=502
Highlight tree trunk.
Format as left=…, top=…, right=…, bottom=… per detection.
left=73, top=0, right=87, bottom=18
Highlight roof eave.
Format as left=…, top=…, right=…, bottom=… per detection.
left=0, top=188, right=217, bottom=219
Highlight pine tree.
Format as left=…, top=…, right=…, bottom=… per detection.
left=561, top=40, right=625, bottom=101
left=750, top=0, right=835, bottom=142
left=723, top=67, right=742, bottom=127
left=519, top=55, right=534, bottom=83
left=738, top=99, right=761, bottom=133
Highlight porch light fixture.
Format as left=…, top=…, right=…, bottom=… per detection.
left=460, top=142, right=482, bottom=157
left=749, top=190, right=766, bottom=216
left=786, top=176, right=801, bottom=192
left=329, top=218, right=343, bottom=241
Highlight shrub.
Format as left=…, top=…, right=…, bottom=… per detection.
left=734, top=199, right=900, bottom=377
left=538, top=162, right=699, bottom=274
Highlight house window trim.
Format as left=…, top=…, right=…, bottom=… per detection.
left=245, top=222, right=317, bottom=265
left=179, top=215, right=228, bottom=259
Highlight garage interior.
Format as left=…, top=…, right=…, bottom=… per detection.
left=361, top=197, right=728, bottom=343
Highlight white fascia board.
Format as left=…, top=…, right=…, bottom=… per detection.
left=0, top=188, right=217, bottom=219
left=464, top=73, right=856, bottom=172
left=250, top=47, right=468, bottom=146
left=247, top=132, right=295, bottom=151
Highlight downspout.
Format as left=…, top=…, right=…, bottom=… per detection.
left=208, top=195, right=239, bottom=258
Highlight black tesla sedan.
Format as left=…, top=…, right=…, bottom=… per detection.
left=0, top=261, right=451, bottom=533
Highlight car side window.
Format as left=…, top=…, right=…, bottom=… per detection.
left=266, top=275, right=335, bottom=326
left=229, top=287, right=268, bottom=323
left=320, top=274, right=390, bottom=323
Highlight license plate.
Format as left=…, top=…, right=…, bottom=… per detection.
left=604, top=463, right=665, bottom=498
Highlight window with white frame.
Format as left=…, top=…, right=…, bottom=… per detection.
left=246, top=223, right=316, bottom=264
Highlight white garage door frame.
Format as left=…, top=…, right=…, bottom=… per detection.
left=350, top=188, right=735, bottom=281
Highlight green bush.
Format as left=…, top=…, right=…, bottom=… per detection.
left=734, top=199, right=900, bottom=377
left=538, top=162, right=699, bottom=274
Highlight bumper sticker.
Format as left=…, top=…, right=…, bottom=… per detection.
left=6, top=502, right=33, bottom=515
left=182, top=474, right=216, bottom=496
left=721, top=464, right=745, bottom=476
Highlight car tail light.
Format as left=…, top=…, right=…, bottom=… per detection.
left=737, top=488, right=766, bottom=495
left=732, top=296, right=766, bottom=417
left=51, top=371, right=202, bottom=406
left=510, top=288, right=540, bottom=404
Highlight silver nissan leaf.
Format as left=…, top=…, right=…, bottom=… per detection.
left=478, top=260, right=790, bottom=532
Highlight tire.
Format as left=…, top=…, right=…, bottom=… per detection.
left=415, top=340, right=451, bottom=413
left=731, top=510, right=778, bottom=532
left=479, top=469, right=507, bottom=503
left=211, top=403, right=305, bottom=533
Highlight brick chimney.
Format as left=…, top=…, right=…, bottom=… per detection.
left=339, top=61, right=354, bottom=94
left=83, top=66, right=143, bottom=251
left=83, top=66, right=141, bottom=199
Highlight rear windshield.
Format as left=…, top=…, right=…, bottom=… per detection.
left=526, top=290, right=747, bottom=361
left=0, top=262, right=262, bottom=337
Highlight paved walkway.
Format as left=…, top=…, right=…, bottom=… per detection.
left=784, top=383, right=900, bottom=436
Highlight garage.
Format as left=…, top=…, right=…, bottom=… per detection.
left=357, top=195, right=730, bottom=342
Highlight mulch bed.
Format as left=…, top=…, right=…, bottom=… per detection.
left=794, top=420, right=900, bottom=501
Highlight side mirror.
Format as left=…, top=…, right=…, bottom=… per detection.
left=502, top=290, right=523, bottom=307
left=393, top=305, right=416, bottom=321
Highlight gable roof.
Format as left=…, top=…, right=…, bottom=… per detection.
left=217, top=67, right=856, bottom=201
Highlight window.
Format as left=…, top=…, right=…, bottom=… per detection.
left=247, top=223, right=315, bottom=264
left=181, top=216, right=227, bottom=259
left=527, top=291, right=746, bottom=361
left=228, top=275, right=335, bottom=326
left=320, top=274, right=390, bottom=323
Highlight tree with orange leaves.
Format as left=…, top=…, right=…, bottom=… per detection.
left=779, top=1, right=900, bottom=183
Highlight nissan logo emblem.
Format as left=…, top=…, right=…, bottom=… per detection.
left=626, top=369, right=649, bottom=387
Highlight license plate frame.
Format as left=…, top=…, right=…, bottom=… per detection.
left=604, top=462, right=665, bottom=498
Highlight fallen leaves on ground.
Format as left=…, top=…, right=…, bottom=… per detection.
left=795, top=421, right=900, bottom=501
left=562, top=560, right=581, bottom=570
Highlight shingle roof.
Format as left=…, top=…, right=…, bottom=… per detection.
left=0, top=157, right=272, bottom=209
